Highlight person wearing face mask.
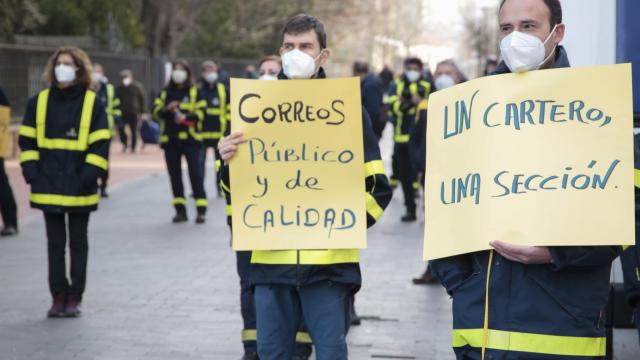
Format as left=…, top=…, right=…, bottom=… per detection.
left=198, top=60, right=229, bottom=198
left=218, top=14, right=392, bottom=360
left=410, top=59, right=466, bottom=286
left=115, top=69, right=146, bottom=153
left=92, top=63, right=121, bottom=198
left=258, top=55, right=281, bottom=81
left=431, top=1, right=621, bottom=359
left=152, top=60, right=208, bottom=224
left=18, top=47, right=110, bottom=318
left=387, top=57, right=431, bottom=222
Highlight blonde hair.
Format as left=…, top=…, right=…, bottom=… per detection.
left=43, top=46, right=94, bottom=89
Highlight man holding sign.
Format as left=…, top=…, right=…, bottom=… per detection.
left=429, top=1, right=628, bottom=359
left=219, top=14, right=391, bottom=360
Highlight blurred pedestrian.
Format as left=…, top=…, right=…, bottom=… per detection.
left=387, top=57, right=431, bottom=222
left=115, top=69, right=145, bottom=153
left=92, top=63, right=121, bottom=198
left=379, top=65, right=394, bottom=93
left=19, top=46, right=110, bottom=317
left=353, top=61, right=385, bottom=140
left=243, top=64, right=258, bottom=79
left=484, top=58, right=498, bottom=76
left=198, top=60, right=229, bottom=197
left=0, top=86, right=18, bottom=236
left=152, top=59, right=207, bottom=224
left=410, top=59, right=466, bottom=285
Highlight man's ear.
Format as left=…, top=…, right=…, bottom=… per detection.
left=553, top=23, right=565, bottom=45
left=319, top=48, right=332, bottom=66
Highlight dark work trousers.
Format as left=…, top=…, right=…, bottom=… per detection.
left=390, top=148, right=400, bottom=186
left=236, top=252, right=312, bottom=356
left=200, top=140, right=222, bottom=196
left=118, top=113, right=139, bottom=151
left=255, top=281, right=350, bottom=360
left=44, top=212, right=90, bottom=300
left=164, top=140, right=207, bottom=215
left=0, top=158, right=17, bottom=228
left=98, top=138, right=111, bottom=192
left=394, top=142, right=416, bottom=214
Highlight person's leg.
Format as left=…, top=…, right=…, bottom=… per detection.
left=255, top=284, right=300, bottom=360
left=390, top=144, right=400, bottom=188
left=294, top=318, right=313, bottom=358
left=236, top=251, right=258, bottom=355
left=635, top=308, right=640, bottom=346
left=0, top=158, right=18, bottom=232
left=299, top=281, right=351, bottom=360
left=67, top=212, right=89, bottom=300
left=129, top=115, right=139, bottom=152
left=117, top=116, right=128, bottom=151
left=44, top=212, right=69, bottom=297
left=184, top=144, right=207, bottom=221
left=99, top=139, right=111, bottom=197
left=397, top=144, right=416, bottom=221
left=212, top=139, right=222, bottom=197
left=164, top=143, right=187, bottom=220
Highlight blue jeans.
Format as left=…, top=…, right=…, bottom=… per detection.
left=255, top=281, right=351, bottom=360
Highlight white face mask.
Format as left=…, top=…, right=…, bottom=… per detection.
left=435, top=74, right=456, bottom=90
left=259, top=74, right=278, bottom=81
left=405, top=70, right=421, bottom=82
left=122, top=77, right=132, bottom=86
left=282, top=49, right=321, bottom=79
left=172, top=69, right=188, bottom=84
left=204, top=72, right=218, bottom=84
left=500, top=25, right=558, bottom=73
left=55, top=64, right=76, bottom=84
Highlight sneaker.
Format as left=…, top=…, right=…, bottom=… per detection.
left=172, top=212, right=188, bottom=223
left=47, top=296, right=66, bottom=318
left=401, top=212, right=417, bottom=222
left=195, top=214, right=206, bottom=224
left=0, top=226, right=18, bottom=237
left=240, top=353, right=259, bottom=360
left=64, top=296, right=82, bottom=317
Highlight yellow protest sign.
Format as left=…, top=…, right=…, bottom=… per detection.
left=0, top=105, right=10, bottom=158
left=230, top=77, right=366, bottom=251
left=424, top=64, right=634, bottom=261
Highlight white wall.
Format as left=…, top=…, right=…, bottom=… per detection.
left=560, top=0, right=617, bottom=66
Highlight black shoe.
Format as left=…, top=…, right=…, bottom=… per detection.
left=240, top=353, right=259, bottom=360
left=64, top=296, right=82, bottom=317
left=412, top=268, right=436, bottom=285
left=172, top=212, right=188, bottom=223
left=100, top=188, right=109, bottom=198
left=47, top=295, right=66, bottom=318
left=401, top=212, right=417, bottom=222
left=0, top=226, right=18, bottom=236
left=195, top=214, right=206, bottom=224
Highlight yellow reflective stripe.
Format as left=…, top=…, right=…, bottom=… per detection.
left=20, top=150, right=39, bottom=162
left=251, top=249, right=359, bottom=265
left=215, top=160, right=221, bottom=172
left=88, top=129, right=111, bottom=144
left=220, top=180, right=230, bottom=194
left=622, top=245, right=631, bottom=251
left=366, top=193, right=384, bottom=221
left=206, top=108, right=222, bottom=115
left=86, top=153, right=108, bottom=170
left=394, top=134, right=410, bottom=143
left=202, top=131, right=223, bottom=139
left=178, top=132, right=188, bottom=140
left=634, top=168, right=640, bottom=188
left=636, top=267, right=640, bottom=281
left=412, top=181, right=420, bottom=189
left=19, top=125, right=37, bottom=138
left=173, top=197, right=186, bottom=205
left=296, top=331, right=312, bottom=344
left=160, top=135, right=169, bottom=143
left=31, top=193, right=99, bottom=207
left=364, top=160, right=385, bottom=178
left=195, top=198, right=208, bottom=207
left=409, top=82, right=418, bottom=95
left=242, top=329, right=256, bottom=342
left=226, top=204, right=232, bottom=215
left=195, top=100, right=207, bottom=108
left=452, top=328, right=606, bottom=357
left=36, top=89, right=95, bottom=151
left=188, top=127, right=202, bottom=141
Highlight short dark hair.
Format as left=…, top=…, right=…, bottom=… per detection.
left=352, top=61, right=369, bottom=75
left=500, top=0, right=562, bottom=28
left=282, top=14, right=327, bottom=49
left=404, top=57, right=423, bottom=69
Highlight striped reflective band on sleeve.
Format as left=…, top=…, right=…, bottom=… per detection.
left=20, top=150, right=39, bottom=162
left=452, top=329, right=606, bottom=357
left=635, top=168, right=640, bottom=188
left=226, top=205, right=232, bottom=216
left=251, top=249, right=359, bottom=265
left=88, top=129, right=112, bottom=144
left=31, top=193, right=99, bottom=207
left=241, top=329, right=256, bottom=341
left=220, top=179, right=230, bottom=193
left=19, top=125, right=36, bottom=138
left=366, top=193, right=384, bottom=221
left=85, top=154, right=108, bottom=170
left=364, top=160, right=385, bottom=178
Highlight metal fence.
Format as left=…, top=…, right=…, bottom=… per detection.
left=0, top=43, right=255, bottom=120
